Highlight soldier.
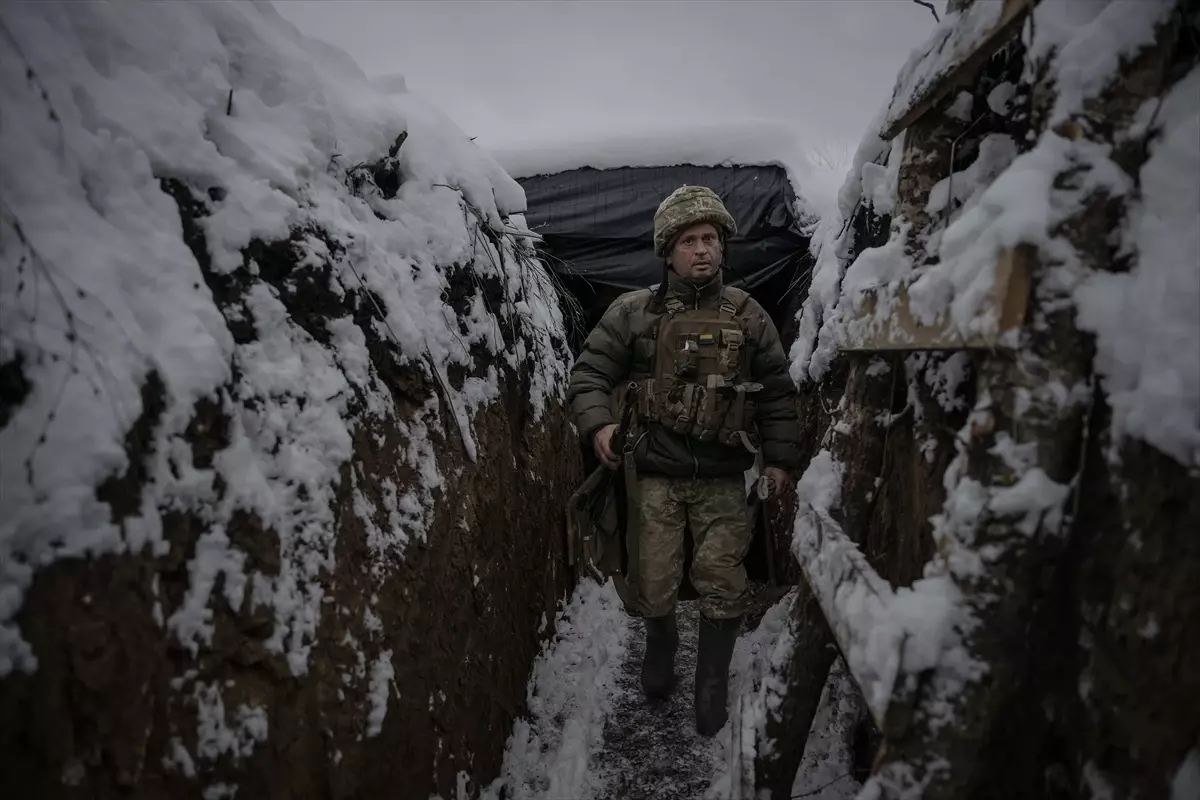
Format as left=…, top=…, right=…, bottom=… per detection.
left=566, top=185, right=801, bottom=736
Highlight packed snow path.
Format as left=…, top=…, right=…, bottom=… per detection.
left=480, top=579, right=846, bottom=800
left=479, top=581, right=725, bottom=800
left=597, top=600, right=720, bottom=800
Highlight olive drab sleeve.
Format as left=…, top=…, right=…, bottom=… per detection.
left=744, top=300, right=801, bottom=471
left=567, top=297, right=635, bottom=444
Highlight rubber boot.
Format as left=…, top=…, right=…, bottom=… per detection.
left=694, top=614, right=741, bottom=736
left=640, top=613, right=679, bottom=701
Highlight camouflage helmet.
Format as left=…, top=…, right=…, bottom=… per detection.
left=652, top=185, right=738, bottom=258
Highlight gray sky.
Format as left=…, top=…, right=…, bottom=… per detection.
left=273, top=0, right=944, bottom=173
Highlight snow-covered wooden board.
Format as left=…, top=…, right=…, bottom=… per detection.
left=795, top=503, right=900, bottom=731
left=881, top=0, right=1034, bottom=141
left=839, top=245, right=1033, bottom=352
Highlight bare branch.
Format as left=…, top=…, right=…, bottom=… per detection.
left=913, top=0, right=941, bottom=23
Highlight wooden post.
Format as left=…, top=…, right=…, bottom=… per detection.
left=735, top=581, right=839, bottom=799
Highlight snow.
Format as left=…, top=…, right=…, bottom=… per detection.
left=841, top=221, right=915, bottom=300
left=987, top=468, right=1070, bottom=536
left=711, top=593, right=869, bottom=800
left=794, top=448, right=844, bottom=520
left=920, top=351, right=971, bottom=414
left=1082, top=761, right=1117, bottom=800
left=203, top=784, right=239, bottom=800
left=860, top=130, right=905, bottom=220
left=987, top=82, right=1016, bottom=115
left=946, top=91, right=974, bottom=123
left=925, top=133, right=1019, bottom=220
left=487, top=119, right=826, bottom=221
left=898, top=0, right=1183, bottom=349
left=1028, top=0, right=1177, bottom=128
left=708, top=590, right=799, bottom=798
left=191, top=682, right=269, bottom=763
left=792, top=424, right=1053, bottom=743
left=882, top=0, right=1006, bottom=136
left=792, top=479, right=970, bottom=727
left=866, top=359, right=892, bottom=378
left=793, top=0, right=1189, bottom=388
left=837, top=222, right=915, bottom=351
left=775, top=2, right=1195, bottom=795
left=0, top=0, right=568, bottom=666
left=791, top=106, right=906, bottom=384
left=913, top=132, right=1125, bottom=339
left=1075, top=64, right=1200, bottom=467
left=481, top=578, right=630, bottom=800
left=164, top=736, right=197, bottom=778
left=788, top=659, right=864, bottom=800
left=484, top=586, right=841, bottom=800
left=0, top=0, right=571, bottom=788
left=837, top=103, right=894, bottom=223
left=1172, top=748, right=1200, bottom=800
left=788, top=210, right=854, bottom=385
left=789, top=452, right=902, bottom=723
left=365, top=649, right=395, bottom=738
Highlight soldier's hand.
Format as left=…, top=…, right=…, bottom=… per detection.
left=763, top=466, right=791, bottom=497
left=593, top=423, right=620, bottom=470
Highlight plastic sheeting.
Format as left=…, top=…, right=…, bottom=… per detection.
left=518, top=163, right=810, bottom=291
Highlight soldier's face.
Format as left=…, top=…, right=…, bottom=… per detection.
left=669, top=223, right=722, bottom=280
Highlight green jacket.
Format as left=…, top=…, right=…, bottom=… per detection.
left=567, top=269, right=801, bottom=478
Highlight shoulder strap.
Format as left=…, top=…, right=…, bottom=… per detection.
left=718, top=287, right=753, bottom=319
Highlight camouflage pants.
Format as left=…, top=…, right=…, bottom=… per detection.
left=628, top=474, right=753, bottom=620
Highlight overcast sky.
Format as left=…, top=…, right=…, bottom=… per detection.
left=274, top=0, right=945, bottom=171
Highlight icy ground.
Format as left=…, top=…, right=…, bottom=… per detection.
left=598, top=602, right=719, bottom=800
left=478, top=580, right=861, bottom=800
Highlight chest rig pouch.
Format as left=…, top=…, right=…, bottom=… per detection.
left=635, top=291, right=762, bottom=453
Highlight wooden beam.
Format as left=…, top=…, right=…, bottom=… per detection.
left=881, top=0, right=1033, bottom=141
left=795, top=503, right=901, bottom=732
left=839, top=245, right=1033, bottom=353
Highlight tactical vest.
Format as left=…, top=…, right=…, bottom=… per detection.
left=628, top=290, right=762, bottom=453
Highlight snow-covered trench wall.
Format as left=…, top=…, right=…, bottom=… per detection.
left=740, top=0, right=1199, bottom=797
left=0, top=4, right=579, bottom=798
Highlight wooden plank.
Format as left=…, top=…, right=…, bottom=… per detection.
left=795, top=503, right=901, bottom=731
left=839, top=245, right=1033, bottom=353
left=881, top=0, right=1033, bottom=141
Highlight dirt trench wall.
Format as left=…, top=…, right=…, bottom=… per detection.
left=0, top=175, right=580, bottom=800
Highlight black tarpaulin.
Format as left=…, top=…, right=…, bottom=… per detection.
left=518, top=163, right=810, bottom=292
